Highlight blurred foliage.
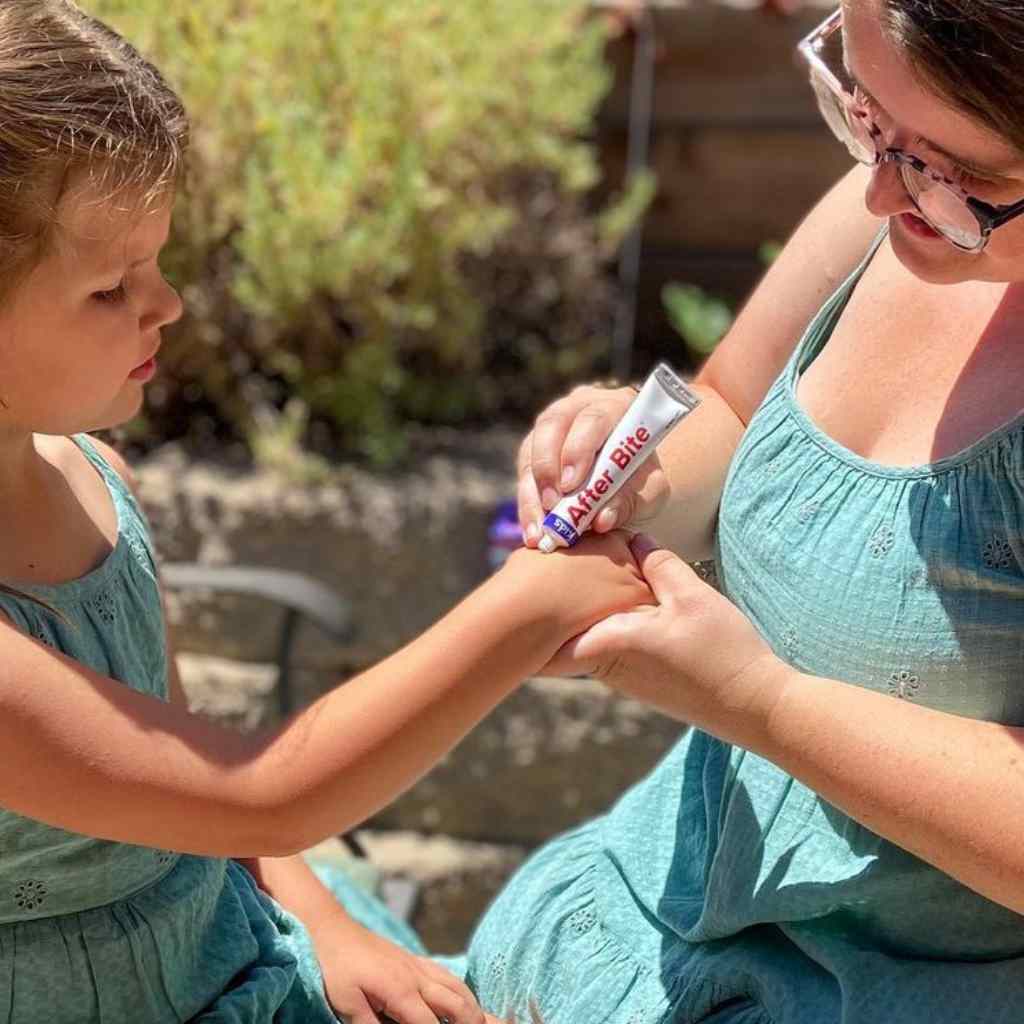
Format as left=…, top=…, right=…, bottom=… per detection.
left=662, top=283, right=734, bottom=358
left=662, top=239, right=781, bottom=361
left=90, top=0, right=646, bottom=465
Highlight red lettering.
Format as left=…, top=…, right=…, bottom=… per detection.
left=610, top=448, right=630, bottom=470
left=584, top=486, right=599, bottom=504
left=603, top=469, right=614, bottom=486
left=569, top=504, right=589, bottom=526
left=636, top=426, right=650, bottom=443
left=594, top=478, right=609, bottom=495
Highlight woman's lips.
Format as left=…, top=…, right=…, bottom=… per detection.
left=898, top=211, right=941, bottom=240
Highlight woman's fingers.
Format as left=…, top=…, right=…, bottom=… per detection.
left=516, top=434, right=544, bottom=546
left=557, top=398, right=629, bottom=492
left=518, top=386, right=638, bottom=542
left=630, top=533, right=697, bottom=604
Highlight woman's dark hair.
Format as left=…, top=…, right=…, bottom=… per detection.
left=882, top=1, right=1024, bottom=152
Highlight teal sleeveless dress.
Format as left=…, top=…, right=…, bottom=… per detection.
left=455, top=230, right=1024, bottom=1023
left=0, top=434, right=423, bottom=1023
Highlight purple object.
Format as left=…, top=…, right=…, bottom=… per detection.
left=487, top=499, right=524, bottom=570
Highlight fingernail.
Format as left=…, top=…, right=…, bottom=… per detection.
left=525, top=522, right=540, bottom=544
left=541, top=487, right=559, bottom=511
left=597, top=507, right=617, bottom=531
left=630, top=532, right=657, bottom=555
left=560, top=465, right=576, bottom=490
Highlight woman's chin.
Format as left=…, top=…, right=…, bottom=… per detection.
left=888, top=214, right=977, bottom=284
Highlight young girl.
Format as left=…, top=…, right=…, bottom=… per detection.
left=0, top=3, right=652, bottom=1022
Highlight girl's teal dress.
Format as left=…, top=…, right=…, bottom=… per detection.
left=6, top=227, right=1024, bottom=1023
left=0, top=435, right=423, bottom=1022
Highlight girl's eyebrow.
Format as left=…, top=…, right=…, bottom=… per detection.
left=844, top=63, right=1021, bottom=180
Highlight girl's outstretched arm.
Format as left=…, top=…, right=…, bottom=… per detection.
left=0, top=531, right=649, bottom=857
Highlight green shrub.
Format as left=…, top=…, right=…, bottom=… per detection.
left=90, top=0, right=639, bottom=464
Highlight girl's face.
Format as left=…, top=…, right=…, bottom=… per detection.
left=843, top=0, right=1024, bottom=284
left=0, top=187, right=182, bottom=439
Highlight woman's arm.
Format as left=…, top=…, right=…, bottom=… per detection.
left=0, top=532, right=649, bottom=858
left=518, top=164, right=880, bottom=562
left=760, top=667, right=1024, bottom=915
left=560, top=536, right=1024, bottom=916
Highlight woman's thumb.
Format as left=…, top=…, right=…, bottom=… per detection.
left=629, top=533, right=697, bottom=602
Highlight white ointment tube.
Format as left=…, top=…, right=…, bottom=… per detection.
left=538, top=363, right=701, bottom=553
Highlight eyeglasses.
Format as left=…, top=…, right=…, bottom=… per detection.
left=797, top=8, right=1024, bottom=253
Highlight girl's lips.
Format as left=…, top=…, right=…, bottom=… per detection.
left=128, top=356, right=157, bottom=382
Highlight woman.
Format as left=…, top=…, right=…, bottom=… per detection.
left=463, top=1, right=1024, bottom=1021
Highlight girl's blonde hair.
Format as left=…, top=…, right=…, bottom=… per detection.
left=0, top=0, right=189, bottom=613
left=0, top=0, right=189, bottom=295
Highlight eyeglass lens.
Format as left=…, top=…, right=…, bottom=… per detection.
left=809, top=65, right=983, bottom=249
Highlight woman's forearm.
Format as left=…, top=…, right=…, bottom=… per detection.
left=756, top=668, right=1024, bottom=914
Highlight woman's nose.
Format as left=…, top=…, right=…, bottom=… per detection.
left=863, top=156, right=915, bottom=219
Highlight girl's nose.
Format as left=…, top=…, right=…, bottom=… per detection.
left=142, top=275, right=184, bottom=333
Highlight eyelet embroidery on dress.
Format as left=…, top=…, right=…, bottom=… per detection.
left=153, top=850, right=176, bottom=866
left=87, top=591, right=117, bottom=624
left=30, top=627, right=53, bottom=647
left=908, top=566, right=930, bottom=589
left=982, top=534, right=1015, bottom=570
left=796, top=501, right=819, bottom=523
left=489, top=951, right=508, bottom=985
left=567, top=905, right=597, bottom=935
left=888, top=670, right=921, bottom=700
left=13, top=879, right=48, bottom=911
left=127, top=533, right=153, bottom=572
left=781, top=628, right=799, bottom=654
left=868, top=525, right=895, bottom=558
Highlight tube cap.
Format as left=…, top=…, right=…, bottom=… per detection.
left=538, top=534, right=558, bottom=554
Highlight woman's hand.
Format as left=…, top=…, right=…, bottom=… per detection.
left=517, top=385, right=670, bottom=547
left=318, top=913, right=497, bottom=1024
left=546, top=534, right=793, bottom=746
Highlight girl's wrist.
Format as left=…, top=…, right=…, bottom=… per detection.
left=485, top=555, right=577, bottom=651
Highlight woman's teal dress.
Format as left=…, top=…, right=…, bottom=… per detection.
left=0, top=435, right=423, bottom=1022
left=454, top=229, right=1024, bottom=1023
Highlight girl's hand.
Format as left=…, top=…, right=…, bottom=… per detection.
left=318, top=913, right=495, bottom=1024
left=546, top=534, right=792, bottom=746
left=517, top=385, right=669, bottom=546
left=500, top=530, right=654, bottom=642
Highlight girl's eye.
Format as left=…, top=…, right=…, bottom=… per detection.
left=93, top=281, right=128, bottom=305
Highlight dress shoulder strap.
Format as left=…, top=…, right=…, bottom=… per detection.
left=791, top=224, right=890, bottom=379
